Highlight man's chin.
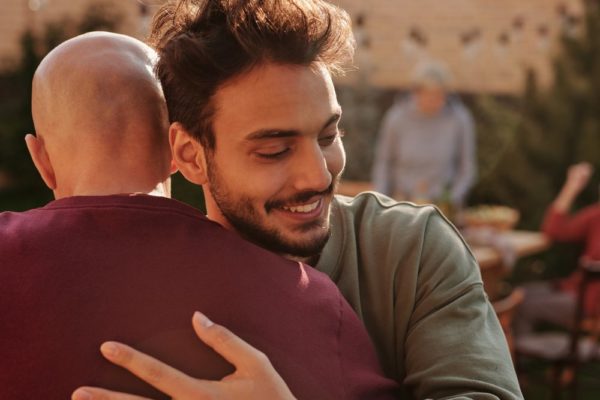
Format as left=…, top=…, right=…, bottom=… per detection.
left=276, top=229, right=331, bottom=259
left=219, top=205, right=330, bottom=259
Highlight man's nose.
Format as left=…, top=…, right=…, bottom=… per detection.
left=291, top=144, right=332, bottom=193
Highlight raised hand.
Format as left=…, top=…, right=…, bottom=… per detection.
left=553, top=162, right=594, bottom=212
left=565, top=162, right=593, bottom=194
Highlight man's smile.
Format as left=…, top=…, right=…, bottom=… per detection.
left=274, top=197, right=327, bottom=223
left=281, top=199, right=321, bottom=213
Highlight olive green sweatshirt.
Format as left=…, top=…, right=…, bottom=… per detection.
left=316, top=192, right=523, bottom=399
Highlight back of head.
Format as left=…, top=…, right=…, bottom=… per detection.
left=149, top=0, right=355, bottom=149
left=31, top=31, right=172, bottom=198
left=411, top=60, right=452, bottom=91
left=410, top=60, right=452, bottom=116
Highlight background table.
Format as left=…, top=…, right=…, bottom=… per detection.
left=470, top=230, right=550, bottom=300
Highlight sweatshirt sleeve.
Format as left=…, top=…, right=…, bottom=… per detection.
left=449, top=105, right=477, bottom=205
left=402, top=210, right=522, bottom=400
left=542, top=205, right=595, bottom=242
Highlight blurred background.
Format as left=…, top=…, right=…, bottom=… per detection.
left=0, top=0, right=599, bottom=398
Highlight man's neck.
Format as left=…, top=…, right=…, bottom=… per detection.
left=57, top=180, right=170, bottom=199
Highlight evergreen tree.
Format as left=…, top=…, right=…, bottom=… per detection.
left=470, top=0, right=600, bottom=231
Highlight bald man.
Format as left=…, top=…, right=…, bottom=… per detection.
left=0, top=32, right=400, bottom=399
left=26, top=31, right=172, bottom=198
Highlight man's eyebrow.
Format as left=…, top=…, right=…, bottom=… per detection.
left=245, top=112, right=342, bottom=141
left=245, top=129, right=298, bottom=140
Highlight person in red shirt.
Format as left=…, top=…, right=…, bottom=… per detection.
left=515, top=162, right=600, bottom=334
left=0, top=31, right=400, bottom=400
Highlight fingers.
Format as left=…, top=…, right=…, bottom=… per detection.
left=574, top=161, right=593, bottom=171
left=191, top=312, right=271, bottom=373
left=72, top=387, right=150, bottom=400
left=98, top=341, right=201, bottom=398
left=78, top=314, right=292, bottom=400
left=191, top=313, right=295, bottom=399
left=570, top=162, right=593, bottom=179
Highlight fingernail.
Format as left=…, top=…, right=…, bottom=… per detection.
left=194, top=311, right=213, bottom=328
left=72, top=388, right=92, bottom=400
left=100, top=342, right=119, bottom=359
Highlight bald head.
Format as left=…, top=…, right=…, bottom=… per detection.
left=28, top=31, right=172, bottom=198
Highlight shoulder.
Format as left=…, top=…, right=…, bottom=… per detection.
left=0, top=207, right=51, bottom=265
left=0, top=196, right=213, bottom=257
left=580, top=204, right=600, bottom=219
left=543, top=203, right=600, bottom=232
left=332, top=191, right=447, bottom=233
left=332, top=192, right=484, bottom=305
left=333, top=191, right=423, bottom=215
left=0, top=208, right=46, bottom=237
left=447, top=97, right=474, bottom=125
left=322, top=193, right=437, bottom=273
left=329, top=191, right=479, bottom=280
left=330, top=192, right=474, bottom=258
left=382, top=99, right=411, bottom=122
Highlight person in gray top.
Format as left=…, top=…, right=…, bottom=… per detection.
left=372, top=61, right=476, bottom=208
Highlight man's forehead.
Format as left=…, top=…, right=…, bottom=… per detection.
left=211, top=63, right=339, bottom=138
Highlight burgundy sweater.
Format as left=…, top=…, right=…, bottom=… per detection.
left=542, top=204, right=600, bottom=316
left=0, top=195, right=399, bottom=399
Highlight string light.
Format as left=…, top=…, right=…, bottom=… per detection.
left=28, top=0, right=47, bottom=12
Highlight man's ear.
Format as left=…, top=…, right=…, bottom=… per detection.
left=24, top=133, right=56, bottom=190
left=169, top=122, right=208, bottom=185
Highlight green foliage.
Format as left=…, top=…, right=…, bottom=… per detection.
left=469, top=1, right=600, bottom=281
left=0, top=30, right=50, bottom=211
left=470, top=1, right=600, bottom=231
left=171, top=172, right=206, bottom=212
left=469, top=95, right=521, bottom=188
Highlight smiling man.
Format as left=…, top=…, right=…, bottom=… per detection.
left=80, top=0, right=522, bottom=399
left=152, top=1, right=521, bottom=397
left=182, top=62, right=343, bottom=261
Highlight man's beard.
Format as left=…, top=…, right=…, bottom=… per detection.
left=206, top=156, right=334, bottom=258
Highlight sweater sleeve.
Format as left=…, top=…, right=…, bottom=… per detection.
left=449, top=105, right=476, bottom=206
left=542, top=205, right=595, bottom=242
left=372, top=107, right=399, bottom=195
left=402, top=210, right=523, bottom=400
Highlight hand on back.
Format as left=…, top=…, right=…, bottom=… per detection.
left=72, top=312, right=296, bottom=400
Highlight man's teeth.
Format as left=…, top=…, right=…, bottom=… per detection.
left=282, top=200, right=320, bottom=213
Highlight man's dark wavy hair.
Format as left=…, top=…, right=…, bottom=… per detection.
left=149, top=0, right=355, bottom=150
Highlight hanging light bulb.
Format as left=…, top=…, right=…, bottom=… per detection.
left=537, top=24, right=550, bottom=51
left=511, top=15, right=525, bottom=43
left=28, top=0, right=47, bottom=12
left=460, top=28, right=481, bottom=60
left=494, top=31, right=510, bottom=58
left=354, top=13, right=371, bottom=50
left=402, top=26, right=427, bottom=61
